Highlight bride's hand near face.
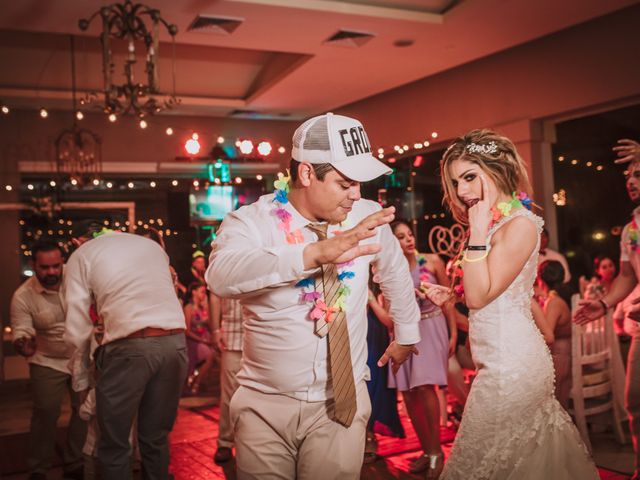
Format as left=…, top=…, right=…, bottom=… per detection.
left=467, top=174, right=493, bottom=244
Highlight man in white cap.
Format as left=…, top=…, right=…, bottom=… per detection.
left=207, top=112, right=420, bottom=478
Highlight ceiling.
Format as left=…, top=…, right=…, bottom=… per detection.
left=0, top=0, right=637, bottom=120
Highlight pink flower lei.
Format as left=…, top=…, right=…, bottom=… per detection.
left=272, top=172, right=356, bottom=322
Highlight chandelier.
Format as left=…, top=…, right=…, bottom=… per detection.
left=55, top=36, right=102, bottom=185
left=79, top=0, right=180, bottom=117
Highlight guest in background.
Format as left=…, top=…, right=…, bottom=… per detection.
left=537, top=260, right=573, bottom=410
left=538, top=228, right=571, bottom=284
left=188, top=250, right=207, bottom=284
left=210, top=292, right=245, bottom=464
left=363, top=272, right=405, bottom=464
left=388, top=219, right=455, bottom=478
left=580, top=255, right=616, bottom=300
left=10, top=240, right=86, bottom=480
left=183, top=282, right=215, bottom=395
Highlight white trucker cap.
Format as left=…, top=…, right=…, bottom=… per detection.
left=291, top=112, right=392, bottom=182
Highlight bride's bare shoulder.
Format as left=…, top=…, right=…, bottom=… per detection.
left=493, top=214, right=538, bottom=245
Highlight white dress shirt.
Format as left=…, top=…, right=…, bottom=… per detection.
left=206, top=193, right=420, bottom=402
left=10, top=276, right=73, bottom=374
left=63, top=232, right=185, bottom=350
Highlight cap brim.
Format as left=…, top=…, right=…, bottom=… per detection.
left=331, top=154, right=393, bottom=182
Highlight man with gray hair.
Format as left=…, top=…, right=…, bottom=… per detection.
left=207, top=113, right=420, bottom=478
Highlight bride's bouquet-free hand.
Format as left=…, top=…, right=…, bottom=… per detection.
left=419, top=282, right=453, bottom=307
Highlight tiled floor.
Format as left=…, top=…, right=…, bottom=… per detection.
left=1, top=381, right=634, bottom=479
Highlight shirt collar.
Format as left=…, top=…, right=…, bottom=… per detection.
left=30, top=276, right=60, bottom=295
left=281, top=196, right=354, bottom=239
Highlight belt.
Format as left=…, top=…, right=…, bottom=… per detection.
left=126, top=327, right=185, bottom=339
left=420, top=309, right=443, bottom=320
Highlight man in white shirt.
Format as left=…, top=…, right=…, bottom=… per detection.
left=63, top=222, right=187, bottom=480
left=575, top=160, right=640, bottom=480
left=207, top=113, right=420, bottom=479
left=210, top=294, right=245, bottom=464
left=10, top=241, right=86, bottom=480
left=538, top=228, right=572, bottom=284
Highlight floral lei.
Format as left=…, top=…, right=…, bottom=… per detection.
left=629, top=217, right=639, bottom=253
left=271, top=171, right=355, bottom=323
left=450, top=191, right=534, bottom=298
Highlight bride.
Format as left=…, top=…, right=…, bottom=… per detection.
left=425, top=129, right=598, bottom=479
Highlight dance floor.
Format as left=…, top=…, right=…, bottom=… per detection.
left=170, top=397, right=629, bottom=480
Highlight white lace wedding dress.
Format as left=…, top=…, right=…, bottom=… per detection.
left=441, top=210, right=599, bottom=480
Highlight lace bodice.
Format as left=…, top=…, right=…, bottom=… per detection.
left=471, top=208, right=543, bottom=324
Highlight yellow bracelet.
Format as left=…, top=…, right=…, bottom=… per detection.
left=463, top=250, right=489, bottom=263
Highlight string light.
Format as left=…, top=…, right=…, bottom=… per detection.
left=127, top=182, right=134, bottom=189
left=39, top=108, right=48, bottom=118
left=431, top=132, right=438, bottom=138
left=256, top=174, right=263, bottom=180
left=278, top=146, right=286, bottom=154
left=76, top=111, right=84, bottom=120
left=171, top=180, right=178, bottom=186
left=235, top=177, right=242, bottom=184
left=108, top=113, right=117, bottom=123
left=1, top=105, right=9, bottom=114
left=185, top=133, right=201, bottom=155
left=92, top=179, right=100, bottom=186
left=139, top=119, right=148, bottom=129
left=257, top=141, right=272, bottom=156
left=70, top=178, right=78, bottom=186
left=165, top=127, right=173, bottom=135
left=239, top=140, right=254, bottom=155
left=150, top=181, right=156, bottom=188
left=49, top=180, right=56, bottom=187
left=106, top=181, right=113, bottom=188
left=5, top=185, right=12, bottom=191
left=27, top=184, right=34, bottom=190
left=217, top=136, right=225, bottom=144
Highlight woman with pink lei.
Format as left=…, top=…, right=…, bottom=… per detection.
left=425, top=129, right=598, bottom=479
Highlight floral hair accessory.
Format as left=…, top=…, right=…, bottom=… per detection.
left=466, top=141, right=498, bottom=155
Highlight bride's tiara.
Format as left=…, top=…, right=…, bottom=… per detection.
left=466, top=141, right=498, bottom=155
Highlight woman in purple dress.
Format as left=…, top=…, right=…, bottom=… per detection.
left=388, top=220, right=456, bottom=478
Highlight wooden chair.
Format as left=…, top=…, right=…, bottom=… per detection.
left=569, top=294, right=627, bottom=452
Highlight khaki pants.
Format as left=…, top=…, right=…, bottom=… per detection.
left=218, top=350, right=242, bottom=449
left=626, top=333, right=640, bottom=469
left=230, top=381, right=371, bottom=480
left=28, top=364, right=87, bottom=475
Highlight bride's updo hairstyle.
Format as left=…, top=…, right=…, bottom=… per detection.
left=440, top=129, right=532, bottom=225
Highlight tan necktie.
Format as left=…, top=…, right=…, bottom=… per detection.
left=307, top=223, right=357, bottom=427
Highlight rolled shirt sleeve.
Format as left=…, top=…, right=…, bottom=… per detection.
left=10, top=291, right=36, bottom=341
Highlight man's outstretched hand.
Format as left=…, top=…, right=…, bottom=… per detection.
left=613, top=139, right=640, bottom=164
left=304, top=206, right=395, bottom=269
